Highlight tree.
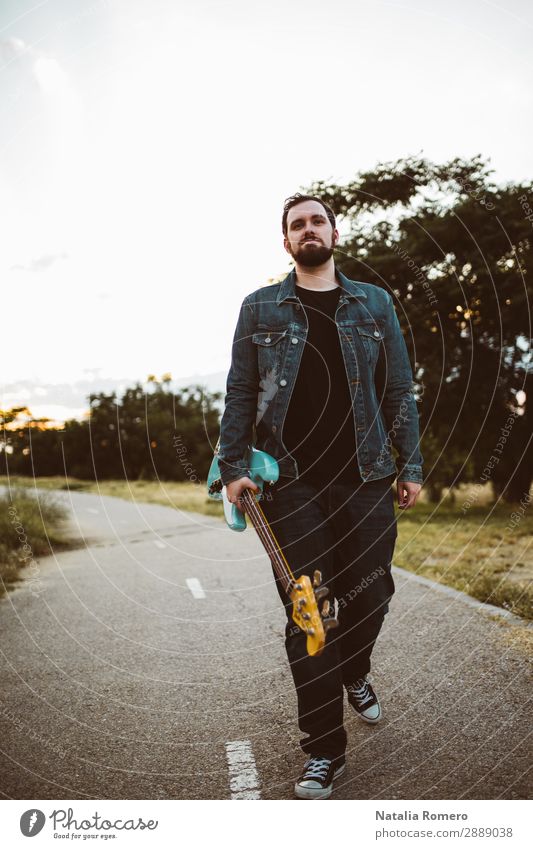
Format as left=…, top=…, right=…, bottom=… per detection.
left=305, top=156, right=532, bottom=501
left=2, top=379, right=222, bottom=483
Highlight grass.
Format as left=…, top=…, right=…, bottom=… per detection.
left=0, top=476, right=531, bottom=620
left=0, top=486, right=73, bottom=597
left=394, top=497, right=533, bottom=621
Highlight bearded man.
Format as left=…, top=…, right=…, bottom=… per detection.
left=218, top=193, right=423, bottom=799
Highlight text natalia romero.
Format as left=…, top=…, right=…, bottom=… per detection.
left=376, top=811, right=468, bottom=821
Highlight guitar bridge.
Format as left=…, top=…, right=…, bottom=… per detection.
left=208, top=478, right=223, bottom=496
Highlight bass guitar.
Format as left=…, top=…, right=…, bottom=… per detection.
left=207, top=445, right=338, bottom=656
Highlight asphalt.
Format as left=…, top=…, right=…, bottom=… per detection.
left=0, top=489, right=530, bottom=800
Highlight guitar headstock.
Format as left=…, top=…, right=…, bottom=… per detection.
left=289, top=570, right=338, bottom=657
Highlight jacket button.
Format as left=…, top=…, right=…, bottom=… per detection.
left=265, top=336, right=271, bottom=343
left=374, top=330, right=380, bottom=337
left=291, top=337, right=298, bottom=344
left=280, top=379, right=287, bottom=386
left=272, top=425, right=277, bottom=433
left=296, top=304, right=301, bottom=310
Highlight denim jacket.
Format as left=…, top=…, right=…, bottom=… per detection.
left=218, top=267, right=423, bottom=486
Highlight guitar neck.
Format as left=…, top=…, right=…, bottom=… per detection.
left=240, top=488, right=295, bottom=596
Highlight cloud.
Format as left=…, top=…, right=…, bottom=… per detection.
left=0, top=36, right=27, bottom=63
left=33, top=54, right=74, bottom=101
left=0, top=36, right=80, bottom=111
left=11, top=252, right=69, bottom=272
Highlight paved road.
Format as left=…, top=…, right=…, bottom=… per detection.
left=0, top=490, right=530, bottom=799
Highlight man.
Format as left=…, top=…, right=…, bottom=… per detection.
left=217, top=193, right=423, bottom=799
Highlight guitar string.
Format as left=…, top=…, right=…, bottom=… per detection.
left=241, top=490, right=293, bottom=591
left=241, top=489, right=294, bottom=592
left=241, top=489, right=333, bottom=640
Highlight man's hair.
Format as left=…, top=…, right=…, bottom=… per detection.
left=282, top=193, right=336, bottom=236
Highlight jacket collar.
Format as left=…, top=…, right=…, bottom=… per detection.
left=275, top=266, right=368, bottom=304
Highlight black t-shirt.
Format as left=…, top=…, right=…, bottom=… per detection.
left=282, top=283, right=361, bottom=484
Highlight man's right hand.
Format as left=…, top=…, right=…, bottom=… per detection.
left=226, top=476, right=260, bottom=507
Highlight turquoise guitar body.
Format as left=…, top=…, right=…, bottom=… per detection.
left=207, top=446, right=279, bottom=531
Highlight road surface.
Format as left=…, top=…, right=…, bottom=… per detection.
left=0, top=489, right=530, bottom=800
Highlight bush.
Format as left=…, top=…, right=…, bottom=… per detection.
left=0, top=487, right=69, bottom=596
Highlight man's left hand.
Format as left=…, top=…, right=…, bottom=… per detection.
left=397, top=480, right=422, bottom=510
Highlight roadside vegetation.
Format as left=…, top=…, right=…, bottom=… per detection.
left=0, top=487, right=72, bottom=597
left=393, top=498, right=532, bottom=621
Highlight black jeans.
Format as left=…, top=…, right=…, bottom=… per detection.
left=260, top=473, right=397, bottom=759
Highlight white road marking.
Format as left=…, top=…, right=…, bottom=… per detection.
left=153, top=540, right=166, bottom=549
left=225, top=740, right=261, bottom=800
left=186, top=578, right=206, bottom=599
left=86, top=508, right=99, bottom=514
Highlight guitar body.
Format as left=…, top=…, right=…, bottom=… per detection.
left=207, top=445, right=338, bottom=656
left=207, top=446, right=279, bottom=531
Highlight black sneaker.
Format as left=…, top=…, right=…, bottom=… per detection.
left=346, top=676, right=381, bottom=723
left=294, top=754, right=346, bottom=800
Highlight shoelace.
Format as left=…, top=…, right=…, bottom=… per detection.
left=346, top=677, right=373, bottom=706
left=303, top=756, right=332, bottom=780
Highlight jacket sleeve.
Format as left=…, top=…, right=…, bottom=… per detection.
left=217, top=295, right=259, bottom=486
left=375, top=292, right=424, bottom=484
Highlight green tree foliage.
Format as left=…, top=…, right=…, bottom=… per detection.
left=306, top=156, right=532, bottom=501
left=1, top=378, right=222, bottom=482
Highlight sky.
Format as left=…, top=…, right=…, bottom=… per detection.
left=1, top=0, right=532, bottom=421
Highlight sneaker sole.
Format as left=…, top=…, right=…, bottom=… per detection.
left=294, top=763, right=346, bottom=800
left=356, top=705, right=382, bottom=724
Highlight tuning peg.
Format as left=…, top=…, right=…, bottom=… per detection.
left=321, top=599, right=331, bottom=617
left=312, top=569, right=323, bottom=588
left=323, top=617, right=339, bottom=633
left=314, top=585, right=329, bottom=602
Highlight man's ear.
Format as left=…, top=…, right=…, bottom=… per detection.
left=333, top=228, right=340, bottom=245
left=283, top=237, right=291, bottom=254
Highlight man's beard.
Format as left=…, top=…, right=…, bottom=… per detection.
left=289, top=238, right=335, bottom=267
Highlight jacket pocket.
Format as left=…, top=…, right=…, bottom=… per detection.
left=252, top=329, right=288, bottom=377
left=356, top=324, right=384, bottom=366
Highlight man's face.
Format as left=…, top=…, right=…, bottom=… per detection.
left=284, top=200, right=339, bottom=267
